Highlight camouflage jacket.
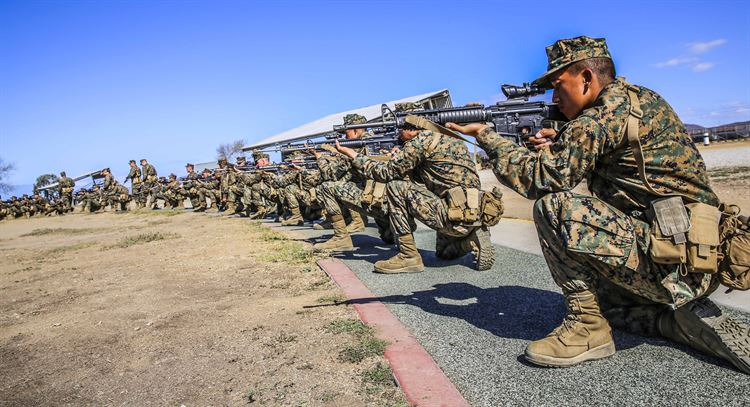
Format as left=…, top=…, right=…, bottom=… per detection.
left=476, top=78, right=720, bottom=305
left=352, top=130, right=480, bottom=197
left=237, top=171, right=263, bottom=187
left=219, top=169, right=237, bottom=193
left=301, top=170, right=320, bottom=190
left=58, top=176, right=75, bottom=192
left=317, top=131, right=374, bottom=184
left=102, top=174, right=115, bottom=191
left=182, top=171, right=200, bottom=189
left=317, top=155, right=352, bottom=183
left=476, top=78, right=718, bottom=213
left=125, top=166, right=142, bottom=183
left=141, top=164, right=157, bottom=180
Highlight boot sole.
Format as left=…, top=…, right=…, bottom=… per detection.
left=525, top=341, right=615, bottom=367
left=474, top=227, right=496, bottom=271
left=677, top=298, right=750, bottom=375
left=373, top=265, right=425, bottom=274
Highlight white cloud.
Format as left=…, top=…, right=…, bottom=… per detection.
left=692, top=62, right=715, bottom=72
left=654, top=39, right=726, bottom=73
left=687, top=39, right=727, bottom=54
left=655, top=57, right=697, bottom=68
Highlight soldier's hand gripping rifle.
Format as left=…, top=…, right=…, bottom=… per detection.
left=332, top=84, right=567, bottom=148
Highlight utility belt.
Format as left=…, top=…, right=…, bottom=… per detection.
left=61, top=187, right=73, bottom=194
left=622, top=81, right=748, bottom=290
left=444, top=186, right=504, bottom=227
left=647, top=196, right=749, bottom=290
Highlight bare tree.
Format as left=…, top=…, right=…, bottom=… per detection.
left=0, top=158, right=15, bottom=194
left=216, top=139, right=246, bottom=161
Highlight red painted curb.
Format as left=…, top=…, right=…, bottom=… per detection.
left=317, top=258, right=471, bottom=407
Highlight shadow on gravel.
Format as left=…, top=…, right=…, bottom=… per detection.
left=323, top=282, right=721, bottom=360
left=332, top=235, right=479, bottom=271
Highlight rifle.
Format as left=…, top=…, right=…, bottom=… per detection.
left=279, top=135, right=401, bottom=158
left=332, top=83, right=567, bottom=147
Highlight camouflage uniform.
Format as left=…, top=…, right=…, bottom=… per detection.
left=249, top=171, right=279, bottom=218
left=315, top=114, right=395, bottom=243
left=354, top=129, right=483, bottom=257
left=478, top=79, right=719, bottom=331
left=141, top=161, right=158, bottom=208
left=181, top=165, right=204, bottom=210
left=154, top=175, right=182, bottom=209
left=124, top=162, right=143, bottom=207
left=57, top=172, right=75, bottom=212
left=197, top=170, right=220, bottom=210
left=474, top=37, right=750, bottom=372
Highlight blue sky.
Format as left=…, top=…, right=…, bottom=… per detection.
left=1, top=0, right=749, bottom=189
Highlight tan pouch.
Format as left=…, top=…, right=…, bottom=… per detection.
left=465, top=188, right=480, bottom=222
left=718, top=204, right=750, bottom=290
left=685, top=202, right=720, bottom=273
left=480, top=187, right=504, bottom=227
left=446, top=186, right=466, bottom=221
left=648, top=197, right=689, bottom=265
left=362, top=180, right=375, bottom=205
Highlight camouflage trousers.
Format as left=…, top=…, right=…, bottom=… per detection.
left=250, top=182, right=278, bottom=211
left=534, top=191, right=719, bottom=336
left=318, top=180, right=391, bottom=218
left=228, top=184, right=245, bottom=207
left=283, top=184, right=312, bottom=209
left=60, top=192, right=73, bottom=211
left=385, top=180, right=474, bottom=258
left=156, top=190, right=183, bottom=208
left=132, top=182, right=149, bottom=205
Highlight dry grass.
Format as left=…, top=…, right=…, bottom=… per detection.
left=22, top=227, right=103, bottom=237
left=103, top=232, right=179, bottom=249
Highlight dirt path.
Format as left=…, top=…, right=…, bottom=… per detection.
left=0, top=211, right=406, bottom=406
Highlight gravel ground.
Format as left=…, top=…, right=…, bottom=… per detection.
left=698, top=141, right=750, bottom=169
left=276, top=221, right=750, bottom=407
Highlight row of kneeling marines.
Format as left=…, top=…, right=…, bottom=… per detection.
left=8, top=36, right=749, bottom=375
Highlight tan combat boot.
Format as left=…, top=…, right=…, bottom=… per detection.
left=248, top=206, right=266, bottom=219
left=313, top=220, right=333, bottom=230
left=345, top=208, right=368, bottom=233
left=313, top=215, right=355, bottom=251
left=373, top=234, right=424, bottom=274
left=658, top=297, right=750, bottom=374
left=224, top=201, right=237, bottom=216
left=281, top=206, right=304, bottom=226
left=525, top=290, right=615, bottom=367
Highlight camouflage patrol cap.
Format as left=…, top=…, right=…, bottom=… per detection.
left=236, top=156, right=247, bottom=163
left=185, top=163, right=194, bottom=168
left=169, top=173, right=177, bottom=179
left=60, top=171, right=66, bottom=177
left=343, top=114, right=367, bottom=125
left=202, top=168, right=212, bottom=173
left=394, top=102, right=421, bottom=113
left=129, top=159, right=136, bottom=164
left=532, top=36, right=612, bottom=89
left=218, top=157, right=228, bottom=164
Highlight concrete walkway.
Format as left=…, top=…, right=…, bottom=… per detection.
left=270, top=219, right=749, bottom=406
